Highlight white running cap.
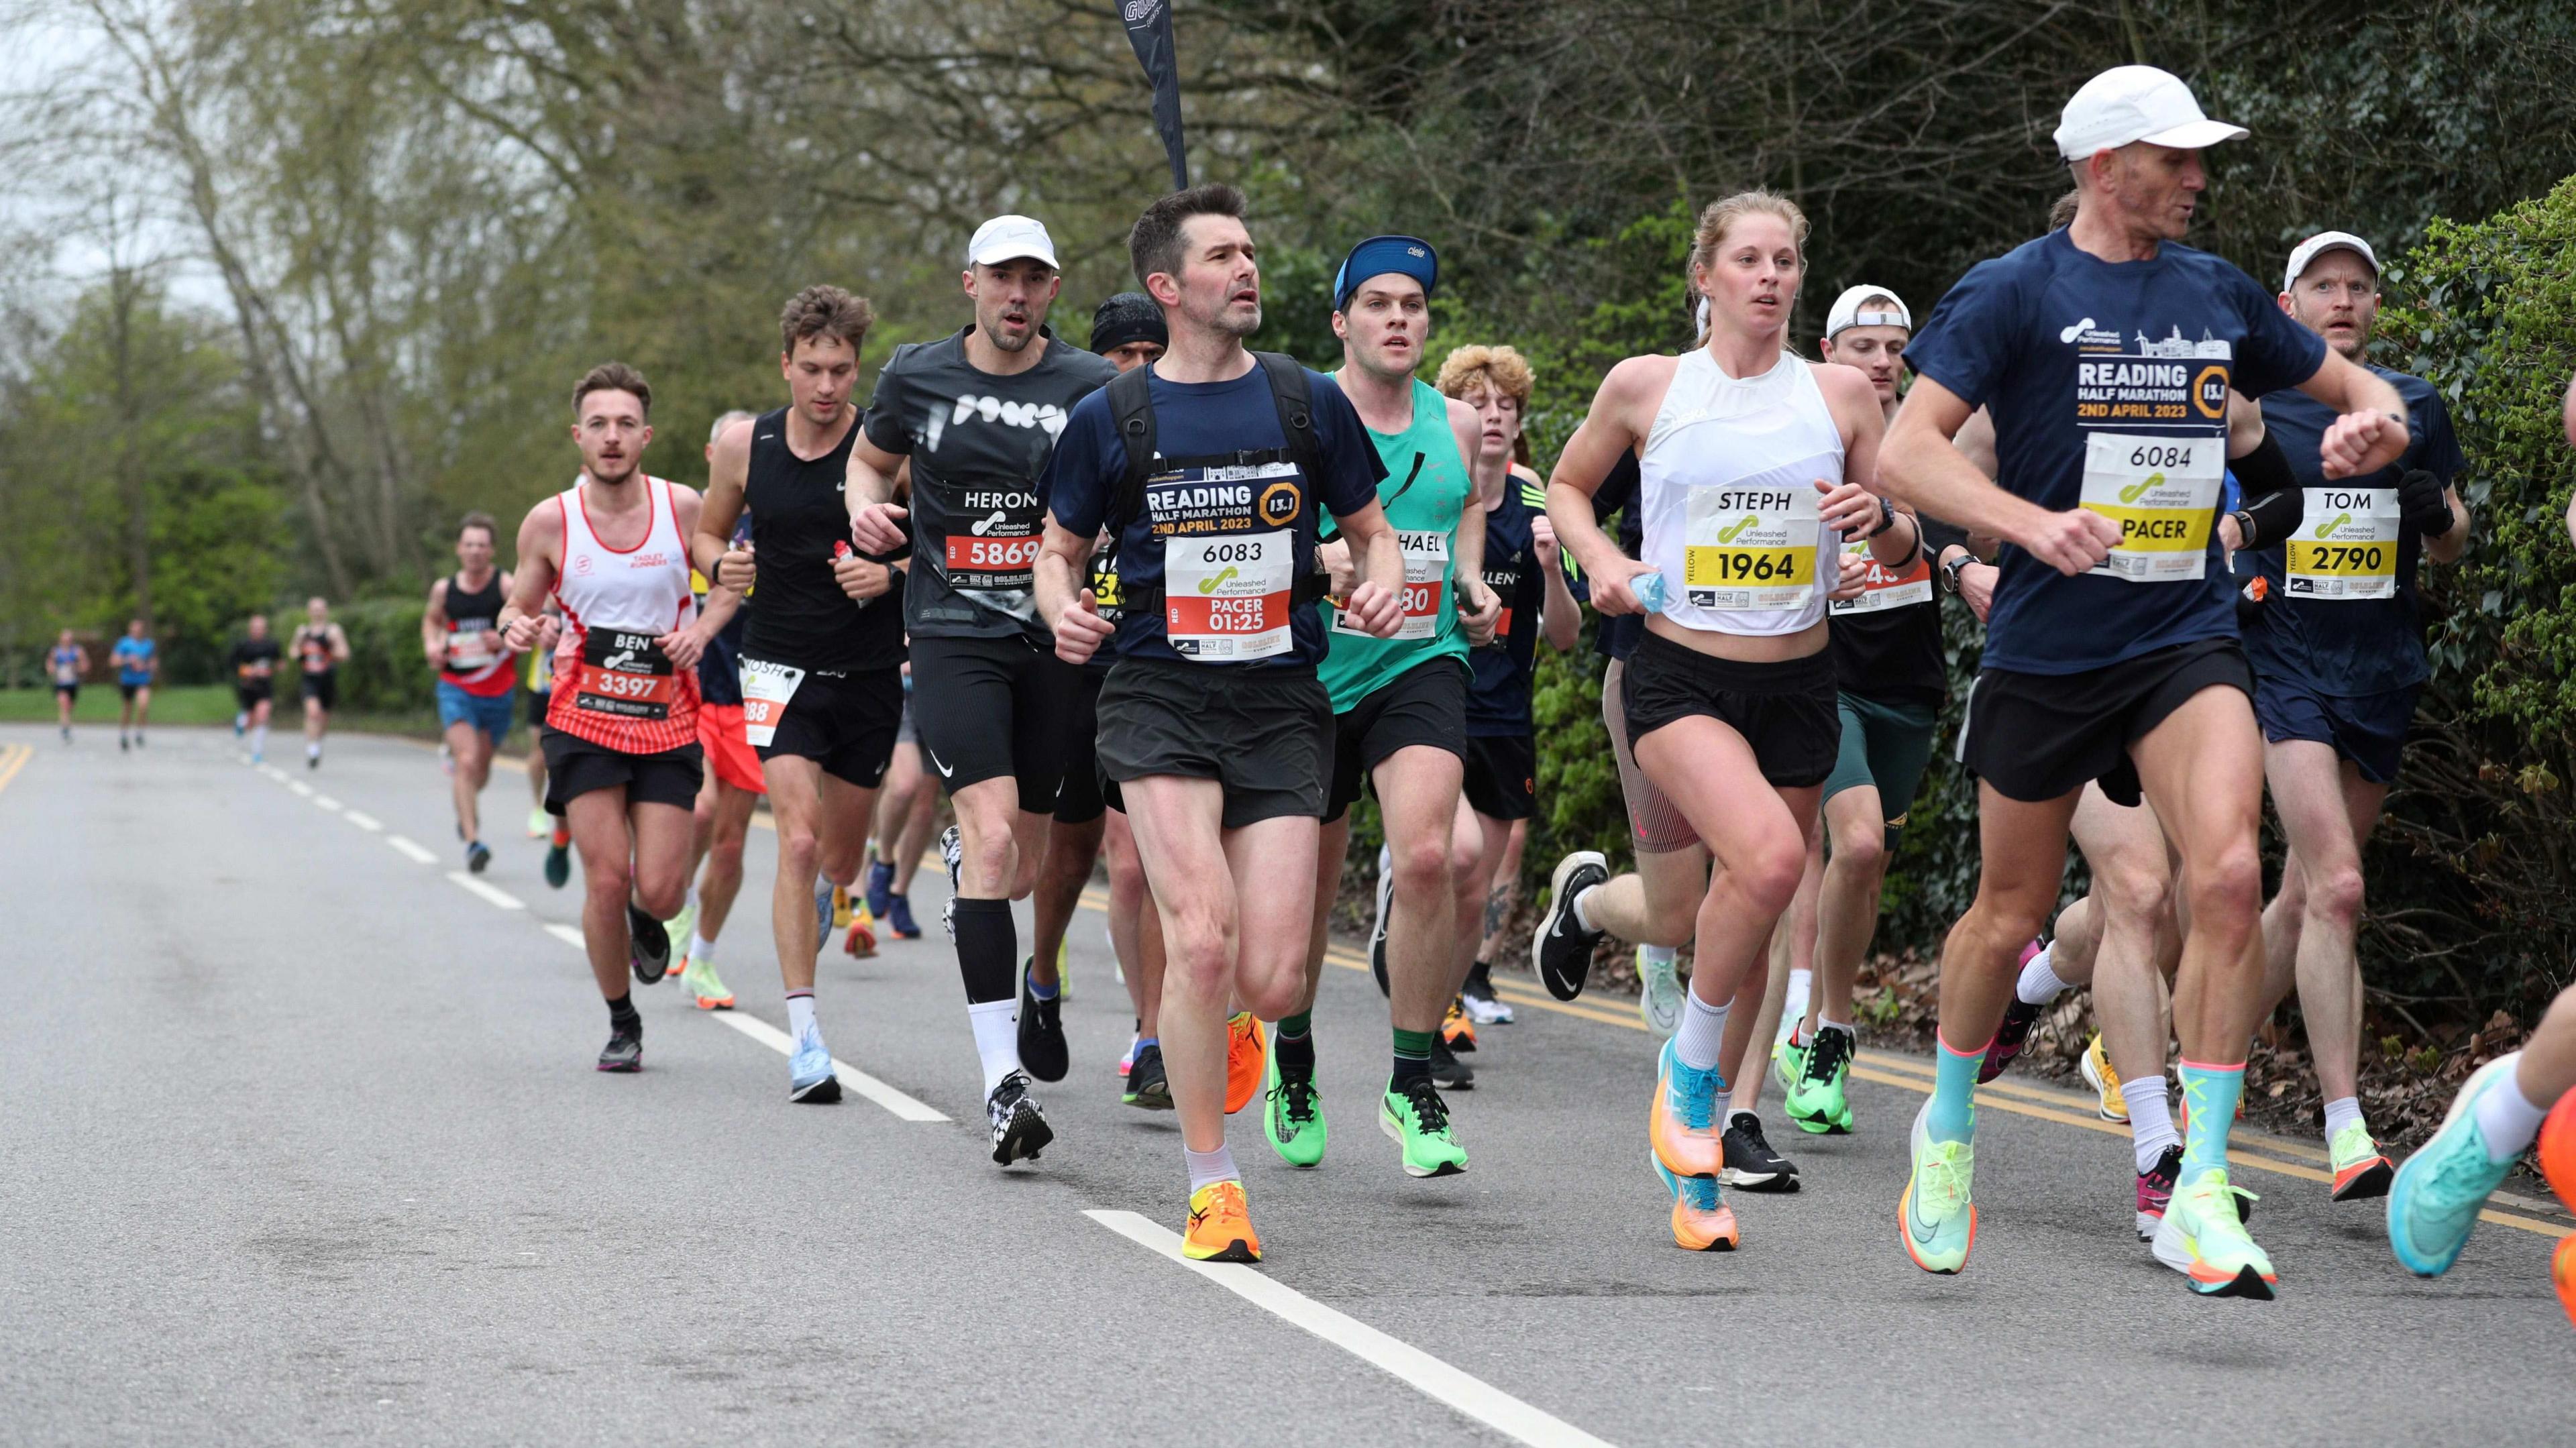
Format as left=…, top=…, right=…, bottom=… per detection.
left=1825, top=284, right=1911, bottom=339
left=2053, top=66, right=2246, bottom=160
left=2283, top=231, right=2379, bottom=293
left=966, top=215, right=1060, bottom=270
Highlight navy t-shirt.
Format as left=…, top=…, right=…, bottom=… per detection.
left=1466, top=472, right=1550, bottom=735
left=2243, top=367, right=2461, bottom=695
left=1904, top=230, right=2327, bottom=675
left=1038, top=361, right=1386, bottom=668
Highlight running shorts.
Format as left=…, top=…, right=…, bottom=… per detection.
left=435, top=679, right=513, bottom=745
left=1461, top=732, right=1537, bottom=822
left=1095, top=659, right=1331, bottom=830
left=908, top=633, right=1083, bottom=810
left=542, top=729, right=702, bottom=814
left=55, top=682, right=78, bottom=704
left=1325, top=658, right=1468, bottom=823
left=1621, top=631, right=1839, bottom=789
left=118, top=682, right=143, bottom=703
left=1601, top=658, right=1697, bottom=855
left=748, top=659, right=902, bottom=789
left=1957, top=636, right=2253, bottom=807
left=1822, top=692, right=1939, bottom=848
left=235, top=682, right=272, bottom=712
left=697, top=701, right=767, bottom=794
left=301, top=672, right=338, bottom=711
left=2254, top=673, right=2416, bottom=787
left=1055, top=665, right=1108, bottom=826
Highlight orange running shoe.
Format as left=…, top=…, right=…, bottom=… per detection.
left=1441, top=998, right=1477, bottom=1052
left=1650, top=1039, right=1727, bottom=1180
left=1183, top=1180, right=1261, bottom=1262
left=2554, top=1235, right=2576, bottom=1331
left=2538, top=1088, right=2576, bottom=1211
left=1656, top=1156, right=1739, bottom=1251
left=1224, top=1011, right=1267, bottom=1115
left=843, top=908, right=877, bottom=959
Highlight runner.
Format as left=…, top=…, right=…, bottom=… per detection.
left=290, top=598, right=350, bottom=770
left=111, top=620, right=156, bottom=750
left=844, top=215, right=1117, bottom=1162
left=2244, top=230, right=2468, bottom=1201
left=1036, top=183, right=1405, bottom=1260
left=48, top=630, right=88, bottom=745
left=694, top=284, right=906, bottom=1105
left=1544, top=190, right=1898, bottom=1250
left=1875, top=65, right=2410, bottom=1294
left=423, top=514, right=519, bottom=873
left=227, top=615, right=281, bottom=764
left=497, top=362, right=733, bottom=1070
left=662, top=410, right=763, bottom=1013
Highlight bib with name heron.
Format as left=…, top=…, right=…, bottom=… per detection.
left=1640, top=348, right=1845, bottom=638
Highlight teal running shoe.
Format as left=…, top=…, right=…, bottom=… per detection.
left=1899, top=1099, right=1975, bottom=1274
left=2388, top=1054, right=2526, bottom=1277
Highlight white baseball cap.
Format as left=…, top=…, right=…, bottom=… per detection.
left=966, top=215, right=1060, bottom=270
left=1826, top=284, right=1911, bottom=339
left=2282, top=231, right=2379, bottom=293
left=2052, top=66, right=2247, bottom=160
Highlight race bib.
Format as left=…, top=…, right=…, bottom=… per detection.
left=1166, top=531, right=1292, bottom=662
left=1683, top=486, right=1818, bottom=611
left=1334, top=529, right=1448, bottom=640
left=2080, top=433, right=2220, bottom=582
left=2284, top=487, right=2400, bottom=600
left=739, top=658, right=806, bottom=746
left=572, top=630, right=677, bottom=722
left=1829, top=538, right=1933, bottom=616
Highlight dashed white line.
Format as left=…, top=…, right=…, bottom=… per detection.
left=545, top=924, right=586, bottom=950
left=386, top=835, right=439, bottom=865
left=311, top=795, right=342, bottom=812
left=1085, top=1211, right=1615, bottom=1448
left=343, top=810, right=382, bottom=832
left=286, top=780, right=313, bottom=797
left=446, top=872, right=525, bottom=910
left=712, top=1011, right=949, bottom=1122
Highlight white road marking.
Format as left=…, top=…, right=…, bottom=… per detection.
left=286, top=780, right=313, bottom=797
left=446, top=872, right=525, bottom=911
left=343, top=810, right=382, bottom=832
left=312, top=795, right=342, bottom=812
left=545, top=924, right=586, bottom=950
left=1086, top=1211, right=1616, bottom=1448
left=713, top=1011, right=948, bottom=1123
left=386, top=835, right=439, bottom=865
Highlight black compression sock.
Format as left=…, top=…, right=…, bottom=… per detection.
left=951, top=897, right=1019, bottom=1005
left=606, top=992, right=640, bottom=1034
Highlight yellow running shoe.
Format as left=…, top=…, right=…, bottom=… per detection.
left=830, top=885, right=854, bottom=932
left=1442, top=997, right=1477, bottom=1052
left=1224, top=1011, right=1267, bottom=1116
left=1183, top=1180, right=1261, bottom=1262
left=2080, top=1032, right=2129, bottom=1123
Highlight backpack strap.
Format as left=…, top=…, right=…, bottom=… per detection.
left=1105, top=362, right=1159, bottom=539
left=1250, top=351, right=1324, bottom=496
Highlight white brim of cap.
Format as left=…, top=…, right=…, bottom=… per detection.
left=2136, top=118, right=2247, bottom=150
left=968, top=245, right=1061, bottom=268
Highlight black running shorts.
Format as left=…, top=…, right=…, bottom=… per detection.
left=909, top=632, right=1084, bottom=812
left=1461, top=732, right=1537, bottom=822
left=235, top=683, right=272, bottom=710
left=300, top=672, right=337, bottom=711
left=1621, top=631, right=1839, bottom=789
left=749, top=659, right=903, bottom=790
left=1957, top=636, right=2253, bottom=807
left=1095, top=659, right=1331, bottom=830
left=542, top=730, right=702, bottom=814
left=1055, top=665, right=1108, bottom=825
left=1325, top=659, right=1469, bottom=822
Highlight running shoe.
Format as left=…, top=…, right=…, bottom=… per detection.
left=1460, top=964, right=1514, bottom=1025
left=939, top=825, right=964, bottom=941
left=788, top=1024, right=841, bottom=1103
left=307, top=750, right=321, bottom=771
left=864, top=856, right=896, bottom=923
left=1640, top=948, right=1683, bottom=1036
left=1017, top=958, right=1070, bottom=1083
left=1654, top=1153, right=1739, bottom=1251
left=830, top=885, right=853, bottom=932
left=1531, top=850, right=1608, bottom=1000
left=1650, top=1038, right=1726, bottom=1180
left=1783, top=1023, right=1856, bottom=1135
left=1898, top=1099, right=1976, bottom=1274
left=681, top=955, right=735, bottom=1011
left=1441, top=997, right=1478, bottom=1053
left=1116, top=1034, right=1138, bottom=1077
left=1978, top=995, right=2043, bottom=1083
left=1368, top=842, right=1394, bottom=997
left=1430, top=1036, right=1475, bottom=1091
left=1265, top=1054, right=1326, bottom=1167
left=2135, top=1143, right=2184, bottom=1241
left=812, top=875, right=833, bottom=947
left=986, top=1070, right=1053, bottom=1166
left=2151, top=1169, right=2274, bottom=1298
left=1771, top=1018, right=1809, bottom=1094
left=663, top=899, right=698, bottom=969
left=842, top=908, right=877, bottom=958
left=2328, top=1123, right=2394, bottom=1201
left=597, top=1025, right=641, bottom=1072
left=1183, top=1180, right=1260, bottom=1263
left=883, top=892, right=921, bottom=939
left=627, top=903, right=671, bottom=985
left=526, top=807, right=549, bottom=839
left=1224, top=1011, right=1266, bottom=1115
left=2387, top=1054, right=2525, bottom=1278
left=1122, top=1041, right=1171, bottom=1111
left=465, top=840, right=492, bottom=875
left=2081, top=1032, right=2129, bottom=1121
left=1381, top=1076, right=1468, bottom=1177
left=1721, top=1112, right=1801, bottom=1193
left=543, top=839, right=571, bottom=891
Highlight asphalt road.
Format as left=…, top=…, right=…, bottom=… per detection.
left=5, top=724, right=2571, bottom=1446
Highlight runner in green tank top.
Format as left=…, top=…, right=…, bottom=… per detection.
left=1269, top=235, right=1504, bottom=1182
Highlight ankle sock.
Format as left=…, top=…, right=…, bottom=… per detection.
left=1391, top=1027, right=1434, bottom=1088
left=2322, top=1095, right=2364, bottom=1141
left=2127, top=1076, right=2178, bottom=1172
left=1674, top=989, right=1729, bottom=1072
left=1027, top=974, right=1059, bottom=1002
left=606, top=992, right=639, bottom=1033
left=2473, top=1058, right=2551, bottom=1162
left=2176, top=1059, right=2246, bottom=1185
left=1570, top=885, right=1599, bottom=934
left=786, top=989, right=816, bottom=1040
left=1927, top=1029, right=1984, bottom=1143
left=2015, top=946, right=2068, bottom=1005
left=1185, top=1144, right=1239, bottom=1194
left=688, top=934, right=714, bottom=968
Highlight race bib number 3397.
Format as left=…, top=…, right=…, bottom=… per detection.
left=2080, top=433, right=2220, bottom=583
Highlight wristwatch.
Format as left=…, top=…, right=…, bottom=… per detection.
left=1939, top=552, right=1974, bottom=595
left=1866, top=496, right=1898, bottom=539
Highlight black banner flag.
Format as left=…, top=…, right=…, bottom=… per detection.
left=1120, top=0, right=1189, bottom=191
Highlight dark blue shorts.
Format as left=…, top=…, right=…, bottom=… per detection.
left=2253, top=673, right=2417, bottom=785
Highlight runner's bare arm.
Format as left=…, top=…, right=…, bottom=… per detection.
left=1545, top=359, right=1663, bottom=615
left=421, top=577, right=452, bottom=667
left=1332, top=498, right=1406, bottom=638
left=1034, top=516, right=1108, bottom=666
left=696, top=416, right=756, bottom=590
left=2293, top=349, right=2409, bottom=479
left=844, top=432, right=910, bottom=553
left=497, top=505, right=564, bottom=653
left=1446, top=395, right=1499, bottom=645
left=1882, top=374, right=2118, bottom=578
left=669, top=487, right=741, bottom=667
left=1532, top=506, right=1581, bottom=653
left=330, top=625, right=351, bottom=663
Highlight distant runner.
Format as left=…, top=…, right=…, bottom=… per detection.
left=290, top=598, right=350, bottom=770
left=227, top=616, right=281, bottom=764
left=111, top=620, right=156, bottom=750
left=48, top=630, right=88, bottom=746
left=423, top=514, right=519, bottom=873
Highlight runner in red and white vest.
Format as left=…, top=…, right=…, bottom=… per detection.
left=500, top=361, right=740, bottom=1073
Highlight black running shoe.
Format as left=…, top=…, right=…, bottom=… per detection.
left=1721, top=1111, right=1801, bottom=1193
left=1122, top=1042, right=1172, bottom=1110
left=543, top=840, right=570, bottom=890
left=465, top=840, right=492, bottom=874
left=1978, top=997, right=2043, bottom=1083
left=1530, top=851, right=1608, bottom=1000
left=596, top=1026, right=642, bottom=1072
left=1016, top=958, right=1069, bottom=1083
left=1430, top=1038, right=1475, bottom=1091
left=627, top=903, right=670, bottom=984
left=987, top=1071, right=1053, bottom=1166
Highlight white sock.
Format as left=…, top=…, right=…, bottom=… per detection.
left=1820, top=1016, right=1854, bottom=1037
left=689, top=934, right=715, bottom=968
left=2472, top=1056, right=2551, bottom=1162
left=1784, top=968, right=1812, bottom=1023
left=2322, top=1095, right=2365, bottom=1141
left=251, top=724, right=268, bottom=754
left=2015, top=946, right=2068, bottom=1005
left=2127, top=1076, right=2178, bottom=1173
left=1184, top=1144, right=1239, bottom=1194
left=1571, top=885, right=1600, bottom=934
left=1674, top=989, right=1730, bottom=1072
left=969, top=999, right=1023, bottom=1095
left=307, top=740, right=320, bottom=759
left=1639, top=943, right=1676, bottom=969
left=786, top=993, right=818, bottom=1040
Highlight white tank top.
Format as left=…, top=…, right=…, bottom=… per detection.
left=553, top=476, right=696, bottom=638
left=1639, top=349, right=1847, bottom=637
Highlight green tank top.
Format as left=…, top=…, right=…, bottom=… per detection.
left=1319, top=376, right=1472, bottom=712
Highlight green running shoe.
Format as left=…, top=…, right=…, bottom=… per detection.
left=2151, top=1168, right=2275, bottom=1298
left=1899, top=1100, right=1976, bottom=1274
left=663, top=900, right=697, bottom=966
left=681, top=954, right=735, bottom=1010
left=1771, top=1018, right=1809, bottom=1095
left=1265, top=1053, right=1327, bottom=1167
left=2388, top=1054, right=2524, bottom=1277
left=1380, top=1076, right=1468, bottom=1178
left=1784, top=1023, right=1855, bottom=1135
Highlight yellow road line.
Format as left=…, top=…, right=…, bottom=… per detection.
left=0, top=743, right=30, bottom=800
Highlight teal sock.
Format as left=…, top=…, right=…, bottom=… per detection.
left=1926, top=1029, right=1984, bottom=1144
left=2177, top=1059, right=2245, bottom=1186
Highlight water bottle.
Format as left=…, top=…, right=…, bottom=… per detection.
left=1632, top=571, right=1669, bottom=614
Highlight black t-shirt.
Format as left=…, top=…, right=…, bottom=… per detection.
left=696, top=514, right=753, bottom=706
left=1466, top=472, right=1550, bottom=735
left=741, top=406, right=907, bottom=674
left=229, top=638, right=282, bottom=687
left=1586, top=450, right=1647, bottom=664
left=1827, top=514, right=1951, bottom=709
left=863, top=327, right=1117, bottom=641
